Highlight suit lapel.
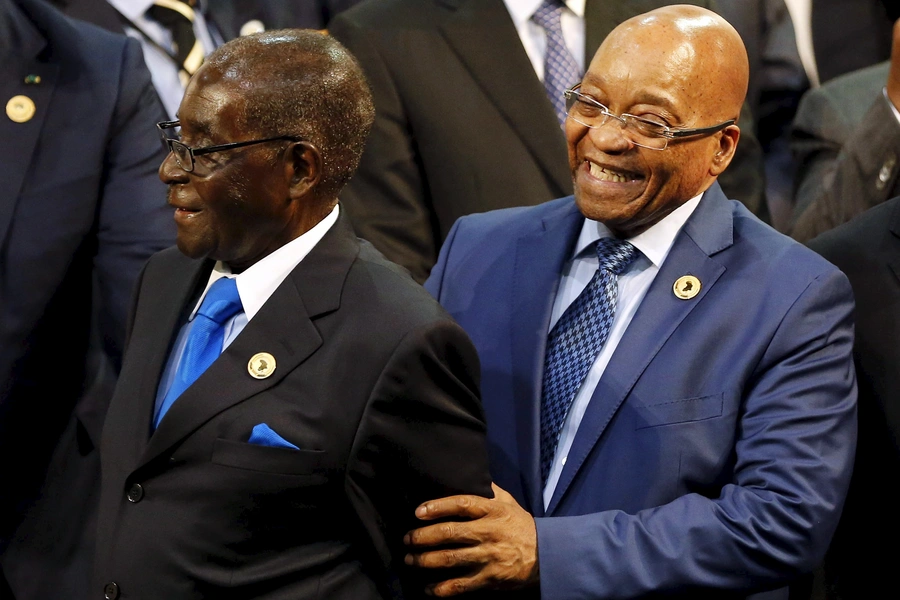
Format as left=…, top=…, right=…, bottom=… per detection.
left=546, top=185, right=734, bottom=514
left=136, top=212, right=359, bottom=470
left=511, top=199, right=583, bottom=516
left=436, top=0, right=572, bottom=197
left=0, top=8, right=58, bottom=250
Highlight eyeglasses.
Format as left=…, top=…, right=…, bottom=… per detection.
left=157, top=120, right=303, bottom=172
left=563, top=85, right=735, bottom=151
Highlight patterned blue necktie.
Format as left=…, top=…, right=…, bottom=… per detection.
left=154, top=277, right=243, bottom=428
left=540, top=238, right=638, bottom=485
left=532, top=0, right=583, bottom=128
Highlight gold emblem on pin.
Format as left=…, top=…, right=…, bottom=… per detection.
left=248, top=352, right=276, bottom=379
left=6, top=95, right=36, bottom=123
left=673, top=275, right=701, bottom=300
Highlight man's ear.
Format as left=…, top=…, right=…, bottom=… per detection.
left=285, top=141, right=323, bottom=199
left=709, top=125, right=740, bottom=177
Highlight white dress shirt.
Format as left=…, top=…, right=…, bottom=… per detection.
left=503, top=0, right=586, bottom=81
left=542, top=193, right=702, bottom=508
left=107, top=0, right=221, bottom=119
left=154, top=205, right=340, bottom=418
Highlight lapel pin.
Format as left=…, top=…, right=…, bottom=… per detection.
left=673, top=275, right=701, bottom=300
left=24, top=74, right=41, bottom=85
left=248, top=352, right=276, bottom=379
left=6, top=95, right=36, bottom=123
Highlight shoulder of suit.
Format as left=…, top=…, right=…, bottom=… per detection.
left=726, top=200, right=844, bottom=284
left=20, top=0, right=129, bottom=64
left=807, top=197, right=900, bottom=269
left=798, top=61, right=890, bottom=122
left=330, top=0, right=440, bottom=29
left=454, top=195, right=577, bottom=236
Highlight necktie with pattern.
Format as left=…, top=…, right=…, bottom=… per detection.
left=154, top=277, right=244, bottom=428
left=532, top=0, right=583, bottom=128
left=147, top=0, right=204, bottom=87
left=539, top=237, right=638, bottom=485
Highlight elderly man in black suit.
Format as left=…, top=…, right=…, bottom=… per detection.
left=92, top=29, right=492, bottom=600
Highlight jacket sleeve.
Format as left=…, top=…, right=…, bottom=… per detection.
left=344, top=317, right=493, bottom=598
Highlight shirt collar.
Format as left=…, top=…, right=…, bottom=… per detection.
left=191, top=204, right=340, bottom=321
left=504, top=0, right=585, bottom=27
left=572, top=191, right=704, bottom=268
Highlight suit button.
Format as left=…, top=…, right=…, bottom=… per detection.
left=126, top=483, right=144, bottom=503
left=103, top=581, right=120, bottom=599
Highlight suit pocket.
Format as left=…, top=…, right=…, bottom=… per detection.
left=211, top=438, right=328, bottom=478
left=634, top=393, right=724, bottom=430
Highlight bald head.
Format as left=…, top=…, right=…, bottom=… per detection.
left=602, top=5, right=749, bottom=124
left=566, top=5, right=749, bottom=237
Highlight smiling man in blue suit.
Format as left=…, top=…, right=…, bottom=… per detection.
left=405, top=5, right=858, bottom=599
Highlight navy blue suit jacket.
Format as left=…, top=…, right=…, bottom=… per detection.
left=0, top=0, right=173, bottom=595
left=425, top=183, right=857, bottom=598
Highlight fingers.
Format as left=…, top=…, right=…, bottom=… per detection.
left=404, top=520, right=484, bottom=548
left=414, top=494, right=492, bottom=521
left=405, top=546, right=482, bottom=569
left=426, top=575, right=484, bottom=597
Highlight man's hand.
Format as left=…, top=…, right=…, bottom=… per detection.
left=404, top=483, right=539, bottom=596
left=886, top=19, right=900, bottom=108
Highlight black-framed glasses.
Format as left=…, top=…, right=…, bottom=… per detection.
left=157, top=120, right=303, bottom=172
left=563, top=85, right=735, bottom=151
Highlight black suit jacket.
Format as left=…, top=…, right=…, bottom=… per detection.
left=328, top=0, right=766, bottom=282
left=93, top=213, right=493, bottom=599
left=790, top=62, right=900, bottom=242
left=808, top=198, right=900, bottom=599
left=0, top=0, right=172, bottom=596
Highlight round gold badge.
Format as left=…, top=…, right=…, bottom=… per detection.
left=248, top=352, right=276, bottom=379
left=673, top=275, right=701, bottom=300
left=6, top=95, right=36, bottom=123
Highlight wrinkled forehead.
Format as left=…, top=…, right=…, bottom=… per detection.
left=179, top=66, right=251, bottom=134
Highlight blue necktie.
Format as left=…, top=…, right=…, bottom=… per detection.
left=532, top=0, right=583, bottom=127
left=540, top=238, right=638, bottom=485
left=154, top=277, right=243, bottom=428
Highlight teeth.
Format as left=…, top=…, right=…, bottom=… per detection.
left=588, top=162, right=630, bottom=183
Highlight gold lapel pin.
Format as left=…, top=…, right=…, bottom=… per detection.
left=6, top=95, right=36, bottom=123
left=673, top=275, right=701, bottom=300
left=24, top=74, right=41, bottom=85
left=248, top=352, right=276, bottom=379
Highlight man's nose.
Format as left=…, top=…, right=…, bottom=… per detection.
left=159, top=151, right=188, bottom=184
left=586, top=117, right=634, bottom=153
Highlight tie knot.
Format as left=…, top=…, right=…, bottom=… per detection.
left=197, top=277, right=243, bottom=325
left=532, top=0, right=566, bottom=30
left=595, top=238, right=638, bottom=275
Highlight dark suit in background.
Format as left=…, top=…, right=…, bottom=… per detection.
left=808, top=197, right=900, bottom=599
left=328, top=0, right=766, bottom=282
left=790, top=62, right=900, bottom=242
left=0, top=0, right=173, bottom=597
left=810, top=0, right=896, bottom=85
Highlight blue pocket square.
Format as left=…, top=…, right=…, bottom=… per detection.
left=248, top=423, right=299, bottom=450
